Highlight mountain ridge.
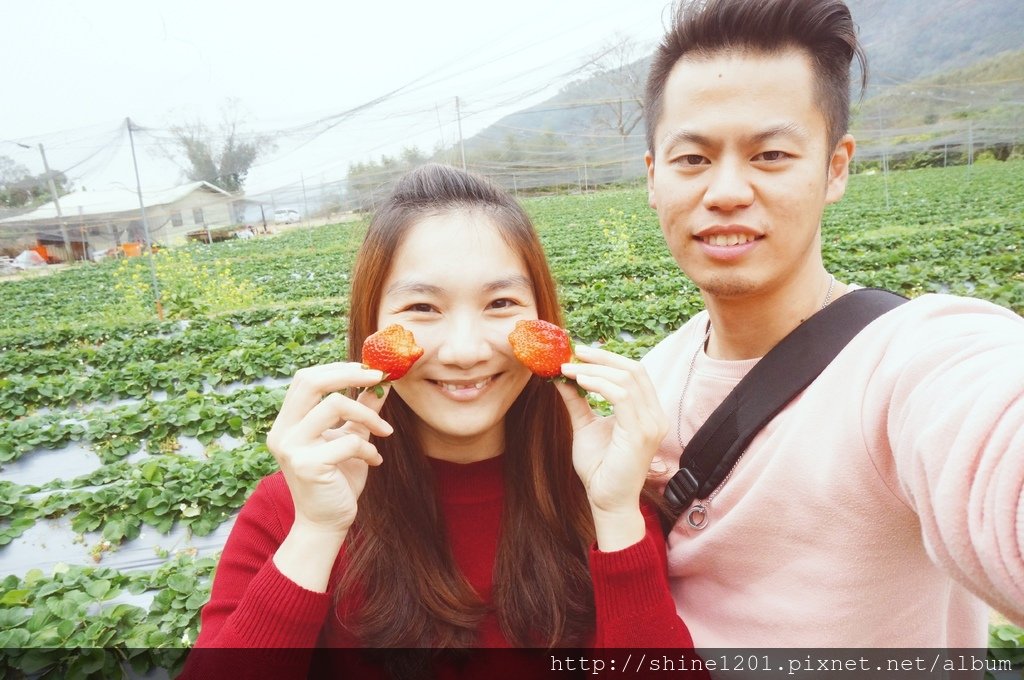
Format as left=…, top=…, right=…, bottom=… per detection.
left=466, top=0, right=1024, bottom=157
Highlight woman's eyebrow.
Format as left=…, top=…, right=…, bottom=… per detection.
left=385, top=274, right=531, bottom=297
left=484, top=274, right=533, bottom=292
left=384, top=280, right=444, bottom=297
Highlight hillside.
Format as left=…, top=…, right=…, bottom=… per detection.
left=343, top=2, right=1023, bottom=202
left=853, top=49, right=1024, bottom=128
left=851, top=49, right=1024, bottom=165
left=850, top=0, right=1024, bottom=85
left=463, top=0, right=1024, bottom=168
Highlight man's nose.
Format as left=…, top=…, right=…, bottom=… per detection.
left=703, top=159, right=755, bottom=211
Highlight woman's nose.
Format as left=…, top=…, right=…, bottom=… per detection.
left=435, top=316, right=494, bottom=368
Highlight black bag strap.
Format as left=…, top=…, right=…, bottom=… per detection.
left=662, top=288, right=907, bottom=534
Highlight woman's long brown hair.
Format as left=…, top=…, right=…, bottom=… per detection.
left=338, top=164, right=596, bottom=649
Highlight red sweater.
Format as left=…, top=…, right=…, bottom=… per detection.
left=180, top=455, right=696, bottom=678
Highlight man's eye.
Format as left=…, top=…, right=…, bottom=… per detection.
left=755, top=150, right=788, bottom=161
left=675, top=154, right=708, bottom=166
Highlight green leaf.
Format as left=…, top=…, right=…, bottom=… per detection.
left=141, top=460, right=162, bottom=482
left=24, top=568, right=45, bottom=585
left=0, top=588, right=30, bottom=605
left=85, top=579, right=112, bottom=599
left=0, top=606, right=32, bottom=628
left=185, top=590, right=210, bottom=611
left=127, top=580, right=149, bottom=595
left=166, top=573, right=194, bottom=594
left=57, top=619, right=77, bottom=639
left=71, top=511, right=101, bottom=533
left=19, top=648, right=61, bottom=674
left=0, top=627, right=30, bottom=647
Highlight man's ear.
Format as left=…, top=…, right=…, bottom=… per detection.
left=645, top=150, right=657, bottom=209
left=825, top=134, right=856, bottom=205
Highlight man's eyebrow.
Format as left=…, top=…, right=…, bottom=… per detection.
left=660, top=123, right=809, bottom=149
left=660, top=129, right=713, bottom=149
left=749, top=123, right=809, bottom=144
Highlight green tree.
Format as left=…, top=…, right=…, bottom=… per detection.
left=345, top=146, right=428, bottom=212
left=166, top=102, right=275, bottom=194
left=0, top=155, right=69, bottom=208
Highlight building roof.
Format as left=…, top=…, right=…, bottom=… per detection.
left=0, top=181, right=233, bottom=225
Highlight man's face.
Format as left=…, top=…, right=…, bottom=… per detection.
left=645, top=48, right=854, bottom=302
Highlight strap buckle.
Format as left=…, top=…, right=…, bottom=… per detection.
left=664, top=467, right=700, bottom=511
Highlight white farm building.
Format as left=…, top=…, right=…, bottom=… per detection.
left=0, top=181, right=237, bottom=262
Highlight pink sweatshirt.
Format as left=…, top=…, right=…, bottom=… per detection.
left=642, top=293, right=1024, bottom=648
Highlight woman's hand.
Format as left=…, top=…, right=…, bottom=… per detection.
left=556, top=345, right=667, bottom=551
left=267, top=362, right=394, bottom=538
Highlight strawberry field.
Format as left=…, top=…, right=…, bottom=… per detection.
left=2, top=162, right=1023, bottom=678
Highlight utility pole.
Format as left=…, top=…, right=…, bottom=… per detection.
left=455, top=96, right=467, bottom=172
left=78, top=206, right=90, bottom=261
left=301, top=173, right=311, bottom=227
left=301, top=173, right=312, bottom=250
left=37, top=143, right=73, bottom=261
left=126, top=117, right=164, bottom=320
left=874, top=106, right=890, bottom=212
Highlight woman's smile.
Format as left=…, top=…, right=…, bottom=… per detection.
left=429, top=374, right=499, bottom=400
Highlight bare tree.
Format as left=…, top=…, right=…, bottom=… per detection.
left=166, top=101, right=275, bottom=194
left=585, top=36, right=647, bottom=138
left=579, top=35, right=650, bottom=179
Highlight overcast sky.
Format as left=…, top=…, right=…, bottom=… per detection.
left=2, top=0, right=674, bottom=197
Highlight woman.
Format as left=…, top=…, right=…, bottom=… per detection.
left=181, top=164, right=696, bottom=678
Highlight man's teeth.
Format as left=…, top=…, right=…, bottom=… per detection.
left=703, top=233, right=756, bottom=246
left=440, top=378, right=491, bottom=392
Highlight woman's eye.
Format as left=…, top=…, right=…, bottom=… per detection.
left=405, top=303, right=435, bottom=313
left=488, top=298, right=517, bottom=310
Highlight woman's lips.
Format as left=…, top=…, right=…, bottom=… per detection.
left=430, top=375, right=496, bottom=401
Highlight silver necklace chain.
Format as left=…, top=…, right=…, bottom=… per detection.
left=822, top=274, right=836, bottom=309
left=674, top=273, right=837, bottom=531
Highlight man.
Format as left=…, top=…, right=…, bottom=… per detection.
left=641, top=0, right=1023, bottom=648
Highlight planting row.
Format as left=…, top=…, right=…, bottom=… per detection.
left=0, top=163, right=1022, bottom=676
left=2, top=440, right=276, bottom=550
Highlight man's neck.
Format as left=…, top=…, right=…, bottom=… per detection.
left=703, top=273, right=844, bottom=360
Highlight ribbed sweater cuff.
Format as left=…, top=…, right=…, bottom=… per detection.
left=225, top=559, right=332, bottom=647
left=589, top=528, right=668, bottom=618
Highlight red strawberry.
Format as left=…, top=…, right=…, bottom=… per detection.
left=507, top=320, right=573, bottom=378
left=362, top=324, right=424, bottom=395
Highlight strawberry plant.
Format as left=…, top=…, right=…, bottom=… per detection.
left=0, top=162, right=1021, bottom=675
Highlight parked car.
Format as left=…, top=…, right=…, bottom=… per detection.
left=274, top=209, right=300, bottom=224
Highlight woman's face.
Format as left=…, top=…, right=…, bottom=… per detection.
left=376, top=209, right=537, bottom=463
